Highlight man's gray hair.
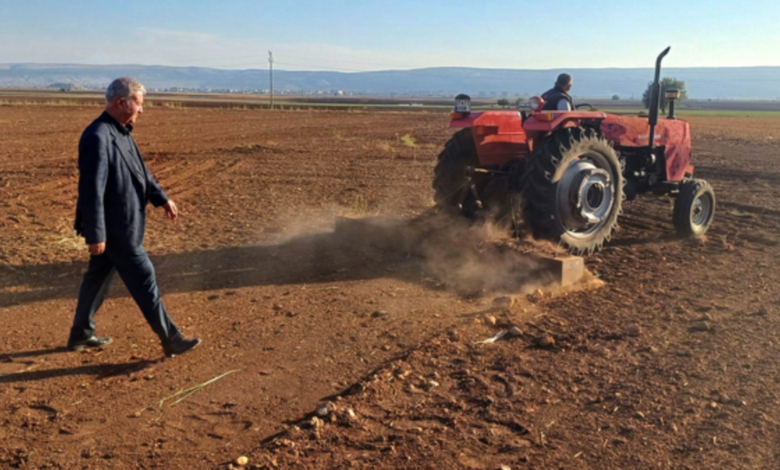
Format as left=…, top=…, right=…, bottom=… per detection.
left=105, top=77, right=146, bottom=104
left=556, top=73, right=573, bottom=87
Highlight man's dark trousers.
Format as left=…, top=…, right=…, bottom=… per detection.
left=70, top=244, right=181, bottom=343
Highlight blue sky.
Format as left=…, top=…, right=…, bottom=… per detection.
left=1, top=0, right=778, bottom=71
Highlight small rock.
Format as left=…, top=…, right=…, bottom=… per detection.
left=207, top=294, right=219, bottom=301
left=316, top=401, right=336, bottom=417
left=755, top=306, right=769, bottom=316
left=428, top=380, right=440, bottom=388
left=527, top=289, right=544, bottom=303
left=381, top=345, right=391, bottom=351
left=689, top=321, right=711, bottom=332
left=492, top=296, right=514, bottom=309
left=235, top=456, right=249, bottom=467
left=272, top=304, right=283, bottom=311
left=625, top=324, right=641, bottom=337
left=699, top=312, right=714, bottom=322
left=634, top=411, right=646, bottom=419
left=484, top=315, right=497, bottom=326
left=372, top=310, right=388, bottom=318
left=505, top=327, right=523, bottom=339
left=538, top=335, right=555, bottom=348
left=709, top=401, right=718, bottom=409
left=619, top=425, right=636, bottom=435
left=310, top=416, right=323, bottom=428
left=498, top=465, right=512, bottom=470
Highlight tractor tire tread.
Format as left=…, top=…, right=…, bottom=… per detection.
left=521, top=127, right=623, bottom=256
left=673, top=178, right=715, bottom=237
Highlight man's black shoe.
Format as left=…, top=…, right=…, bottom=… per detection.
left=163, top=337, right=201, bottom=357
left=67, top=335, right=113, bottom=352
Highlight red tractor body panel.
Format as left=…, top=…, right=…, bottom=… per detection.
left=600, top=115, right=692, bottom=182
left=450, top=110, right=692, bottom=181
left=450, top=111, right=529, bottom=166
left=522, top=111, right=607, bottom=131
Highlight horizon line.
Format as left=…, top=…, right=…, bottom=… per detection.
left=3, top=62, right=780, bottom=73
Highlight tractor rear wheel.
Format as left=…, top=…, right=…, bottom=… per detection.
left=673, top=179, right=715, bottom=236
left=433, top=128, right=485, bottom=216
left=523, top=127, right=623, bottom=256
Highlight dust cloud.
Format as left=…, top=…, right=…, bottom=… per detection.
left=264, top=206, right=563, bottom=297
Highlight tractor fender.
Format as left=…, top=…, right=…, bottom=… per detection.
left=522, top=111, right=607, bottom=132
left=450, top=111, right=528, bottom=166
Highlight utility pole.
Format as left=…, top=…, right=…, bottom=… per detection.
left=268, top=50, right=274, bottom=110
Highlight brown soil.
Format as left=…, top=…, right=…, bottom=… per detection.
left=1, top=106, right=780, bottom=469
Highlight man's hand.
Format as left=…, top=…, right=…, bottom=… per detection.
left=88, top=242, right=106, bottom=256
left=163, top=200, right=178, bottom=221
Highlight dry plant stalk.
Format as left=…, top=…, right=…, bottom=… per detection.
left=157, top=369, right=241, bottom=409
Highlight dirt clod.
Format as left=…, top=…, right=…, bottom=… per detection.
left=689, top=321, right=711, bottom=332
left=625, top=324, right=642, bottom=337
left=492, top=296, right=514, bottom=309
left=538, top=335, right=556, bottom=348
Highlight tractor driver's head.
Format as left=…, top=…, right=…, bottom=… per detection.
left=556, top=73, right=573, bottom=93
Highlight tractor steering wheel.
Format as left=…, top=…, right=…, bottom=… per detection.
left=575, top=103, right=596, bottom=111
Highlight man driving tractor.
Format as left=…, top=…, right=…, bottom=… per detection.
left=541, top=73, right=574, bottom=111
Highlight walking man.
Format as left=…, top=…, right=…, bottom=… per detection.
left=68, top=77, right=200, bottom=357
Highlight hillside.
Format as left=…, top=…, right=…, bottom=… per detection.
left=1, top=63, right=779, bottom=99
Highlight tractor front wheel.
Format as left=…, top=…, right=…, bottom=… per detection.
left=523, top=127, right=623, bottom=256
left=673, top=179, right=715, bottom=237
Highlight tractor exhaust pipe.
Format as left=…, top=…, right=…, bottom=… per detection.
left=647, top=46, right=671, bottom=149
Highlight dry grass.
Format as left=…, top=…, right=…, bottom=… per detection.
left=375, top=141, right=392, bottom=152
left=350, top=194, right=369, bottom=213
left=399, top=133, right=417, bottom=147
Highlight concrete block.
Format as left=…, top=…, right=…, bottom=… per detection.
left=536, top=255, right=585, bottom=287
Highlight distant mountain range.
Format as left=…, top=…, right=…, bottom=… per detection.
left=1, top=63, right=779, bottom=100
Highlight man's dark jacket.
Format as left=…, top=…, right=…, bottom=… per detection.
left=541, top=86, right=574, bottom=111
left=74, top=112, right=168, bottom=249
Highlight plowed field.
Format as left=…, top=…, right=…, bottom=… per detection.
left=1, top=106, right=780, bottom=469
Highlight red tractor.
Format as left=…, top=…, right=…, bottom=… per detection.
left=433, top=47, right=715, bottom=256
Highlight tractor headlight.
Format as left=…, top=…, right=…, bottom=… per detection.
left=665, top=88, right=680, bottom=100
left=528, top=96, right=545, bottom=111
